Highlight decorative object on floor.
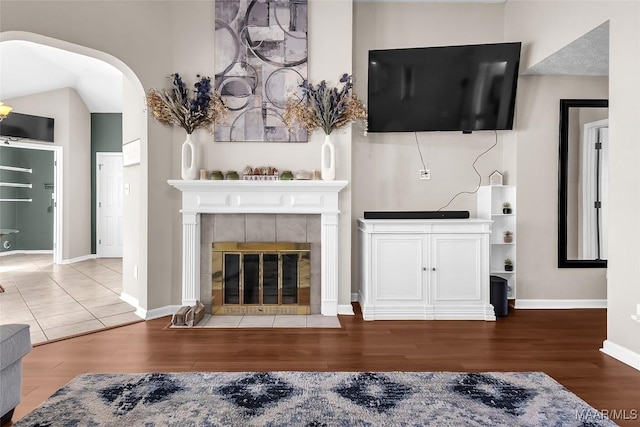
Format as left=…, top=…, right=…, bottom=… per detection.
left=503, top=231, right=513, bottom=243
left=13, top=371, right=615, bottom=427
left=185, top=301, right=205, bottom=327
left=170, top=306, right=190, bottom=327
left=490, top=170, right=504, bottom=186
left=146, top=73, right=228, bottom=179
left=171, top=302, right=206, bottom=327
left=283, top=74, right=368, bottom=180
left=214, top=0, right=308, bottom=142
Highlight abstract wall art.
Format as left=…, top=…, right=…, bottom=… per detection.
left=214, top=0, right=308, bottom=142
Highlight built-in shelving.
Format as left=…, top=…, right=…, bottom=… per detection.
left=0, top=165, right=32, bottom=173
left=477, top=185, right=517, bottom=299
left=0, top=182, right=32, bottom=188
left=0, top=164, right=33, bottom=202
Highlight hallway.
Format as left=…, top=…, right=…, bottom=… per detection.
left=0, top=254, right=139, bottom=344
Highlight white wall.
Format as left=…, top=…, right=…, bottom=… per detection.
left=0, top=0, right=355, bottom=312
left=513, top=75, right=608, bottom=300
left=506, top=1, right=640, bottom=362
left=5, top=88, right=91, bottom=261
left=351, top=2, right=510, bottom=293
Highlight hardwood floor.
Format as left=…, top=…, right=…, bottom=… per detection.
left=12, top=305, right=640, bottom=426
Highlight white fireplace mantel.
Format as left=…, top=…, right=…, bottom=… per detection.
left=168, top=180, right=348, bottom=316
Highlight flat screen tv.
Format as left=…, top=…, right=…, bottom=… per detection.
left=367, top=42, right=521, bottom=133
left=0, top=112, right=55, bottom=142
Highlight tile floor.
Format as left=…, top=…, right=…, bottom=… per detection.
left=0, top=254, right=139, bottom=345
left=1, top=254, right=342, bottom=344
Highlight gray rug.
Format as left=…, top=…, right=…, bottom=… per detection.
left=14, top=371, right=615, bottom=426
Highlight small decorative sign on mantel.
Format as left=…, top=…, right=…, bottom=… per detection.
left=489, top=170, right=504, bottom=186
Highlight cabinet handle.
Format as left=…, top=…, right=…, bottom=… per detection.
left=432, top=267, right=436, bottom=271
left=422, top=267, right=427, bottom=271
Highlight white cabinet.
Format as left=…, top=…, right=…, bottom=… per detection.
left=477, top=185, right=516, bottom=298
left=358, top=219, right=495, bottom=321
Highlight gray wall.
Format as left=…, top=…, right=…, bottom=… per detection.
left=91, top=113, right=122, bottom=254
left=0, top=146, right=54, bottom=251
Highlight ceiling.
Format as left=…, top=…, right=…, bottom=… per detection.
left=522, top=21, right=609, bottom=76
left=0, top=40, right=123, bottom=113
left=0, top=10, right=607, bottom=113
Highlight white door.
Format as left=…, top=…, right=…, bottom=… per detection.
left=581, top=119, right=608, bottom=259
left=96, top=153, right=123, bottom=257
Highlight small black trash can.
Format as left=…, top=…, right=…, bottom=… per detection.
left=490, top=275, right=509, bottom=317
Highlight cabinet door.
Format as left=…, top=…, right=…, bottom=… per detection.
left=431, top=234, right=485, bottom=304
left=371, top=234, right=427, bottom=306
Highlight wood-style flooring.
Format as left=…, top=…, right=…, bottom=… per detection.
left=11, top=305, right=640, bottom=426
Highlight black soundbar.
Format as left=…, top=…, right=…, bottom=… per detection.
left=363, top=211, right=470, bottom=220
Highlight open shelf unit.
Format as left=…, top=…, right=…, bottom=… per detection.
left=477, top=185, right=516, bottom=298
left=0, top=164, right=32, bottom=202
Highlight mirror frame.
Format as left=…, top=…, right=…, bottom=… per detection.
left=558, top=98, right=608, bottom=268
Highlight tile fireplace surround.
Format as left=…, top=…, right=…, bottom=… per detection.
left=168, top=180, right=349, bottom=316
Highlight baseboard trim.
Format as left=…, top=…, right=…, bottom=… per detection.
left=338, top=304, right=355, bottom=315
left=0, top=249, right=53, bottom=257
left=601, top=340, right=640, bottom=371
left=119, top=292, right=139, bottom=308
left=514, top=299, right=607, bottom=309
left=137, top=304, right=182, bottom=321
left=61, top=254, right=97, bottom=264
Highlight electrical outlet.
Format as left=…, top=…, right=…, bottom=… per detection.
left=420, top=169, right=431, bottom=180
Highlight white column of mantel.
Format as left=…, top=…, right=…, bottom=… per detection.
left=181, top=212, right=200, bottom=306
left=321, top=212, right=339, bottom=316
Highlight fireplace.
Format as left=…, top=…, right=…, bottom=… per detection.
left=212, top=242, right=311, bottom=315
left=168, top=180, right=348, bottom=316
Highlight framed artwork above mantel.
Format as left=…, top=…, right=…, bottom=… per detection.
left=214, top=0, right=308, bottom=142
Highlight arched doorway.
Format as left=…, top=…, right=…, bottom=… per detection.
left=0, top=31, right=148, bottom=326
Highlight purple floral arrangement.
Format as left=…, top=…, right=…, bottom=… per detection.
left=146, top=73, right=227, bottom=134
left=283, top=73, right=367, bottom=136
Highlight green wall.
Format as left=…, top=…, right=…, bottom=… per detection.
left=91, top=113, right=122, bottom=254
left=0, top=147, right=19, bottom=252
left=0, top=146, right=54, bottom=251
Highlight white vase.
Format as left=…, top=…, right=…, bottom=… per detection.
left=321, top=134, right=335, bottom=181
left=181, top=133, right=199, bottom=180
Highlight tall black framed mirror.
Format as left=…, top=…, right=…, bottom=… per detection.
left=558, top=99, right=608, bottom=268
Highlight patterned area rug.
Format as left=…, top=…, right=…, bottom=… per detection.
left=15, top=371, right=615, bottom=426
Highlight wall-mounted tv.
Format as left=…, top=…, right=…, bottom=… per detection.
left=367, top=42, right=521, bottom=133
left=0, top=112, right=55, bottom=142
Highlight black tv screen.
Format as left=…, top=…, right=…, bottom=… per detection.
left=367, top=42, right=521, bottom=133
left=0, top=112, right=55, bottom=142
